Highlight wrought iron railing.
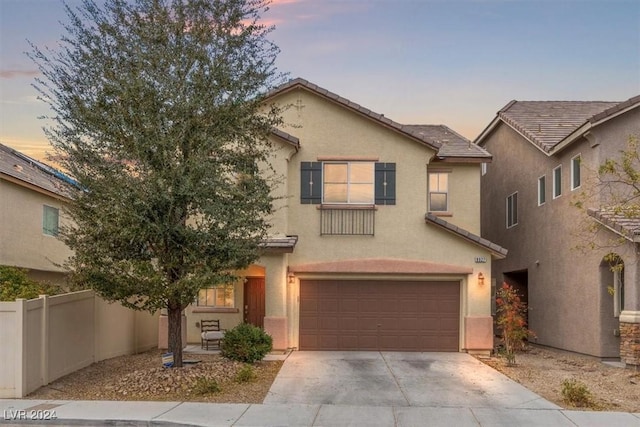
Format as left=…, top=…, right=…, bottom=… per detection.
left=320, top=206, right=375, bottom=236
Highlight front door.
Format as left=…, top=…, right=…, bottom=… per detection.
left=244, top=277, right=265, bottom=328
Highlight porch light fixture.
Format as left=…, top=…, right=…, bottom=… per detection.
left=477, top=272, right=485, bottom=286
left=287, top=273, right=295, bottom=284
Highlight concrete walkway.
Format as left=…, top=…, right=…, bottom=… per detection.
left=1, top=399, right=639, bottom=426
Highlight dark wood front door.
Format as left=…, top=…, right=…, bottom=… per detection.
left=244, top=277, right=265, bottom=328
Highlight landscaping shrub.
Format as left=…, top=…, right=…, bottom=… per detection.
left=235, top=364, right=257, bottom=383
left=495, top=282, right=535, bottom=365
left=192, top=377, right=220, bottom=395
left=221, top=323, right=272, bottom=363
left=561, top=378, right=594, bottom=407
left=0, top=266, right=62, bottom=301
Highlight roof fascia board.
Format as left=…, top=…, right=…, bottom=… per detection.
left=473, top=116, right=501, bottom=146
left=1, top=173, right=70, bottom=201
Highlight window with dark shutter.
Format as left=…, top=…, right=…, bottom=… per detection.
left=375, top=162, right=396, bottom=205
left=300, top=162, right=322, bottom=204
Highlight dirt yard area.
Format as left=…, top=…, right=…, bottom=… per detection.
left=479, top=346, right=639, bottom=412
left=27, top=350, right=282, bottom=403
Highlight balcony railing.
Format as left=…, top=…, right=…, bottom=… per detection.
left=320, top=206, right=375, bottom=236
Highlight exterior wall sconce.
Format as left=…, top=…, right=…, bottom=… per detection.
left=478, top=272, right=485, bottom=286
left=287, top=273, right=295, bottom=284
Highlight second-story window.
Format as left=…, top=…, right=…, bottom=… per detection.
left=428, top=172, right=449, bottom=212
left=538, top=175, right=546, bottom=206
left=323, top=162, right=374, bottom=204
left=553, top=165, right=562, bottom=199
left=571, top=155, right=581, bottom=190
left=506, top=192, right=518, bottom=228
left=43, top=205, right=59, bottom=236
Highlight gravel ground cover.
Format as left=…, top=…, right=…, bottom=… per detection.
left=27, top=350, right=283, bottom=403
left=478, top=346, right=639, bottom=412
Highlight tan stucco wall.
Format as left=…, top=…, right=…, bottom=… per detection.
left=480, top=109, right=640, bottom=358
left=0, top=179, right=72, bottom=276
left=183, top=87, right=494, bottom=351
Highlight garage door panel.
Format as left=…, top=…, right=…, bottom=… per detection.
left=299, top=280, right=460, bottom=351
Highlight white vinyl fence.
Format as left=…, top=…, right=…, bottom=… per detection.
left=0, top=290, right=158, bottom=398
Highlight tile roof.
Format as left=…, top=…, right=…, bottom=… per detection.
left=0, top=143, right=73, bottom=199
left=587, top=208, right=640, bottom=242
left=425, top=213, right=508, bottom=258
left=267, top=78, right=489, bottom=160
left=270, top=128, right=300, bottom=148
left=259, top=235, right=298, bottom=253
left=498, top=100, right=619, bottom=152
left=289, top=258, right=472, bottom=275
left=403, top=124, right=492, bottom=160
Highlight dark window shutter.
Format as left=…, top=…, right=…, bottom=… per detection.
left=375, top=162, right=396, bottom=205
left=301, top=162, right=322, bottom=204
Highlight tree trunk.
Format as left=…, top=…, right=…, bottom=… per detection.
left=167, top=302, right=183, bottom=367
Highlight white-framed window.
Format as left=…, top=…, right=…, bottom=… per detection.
left=481, top=163, right=487, bottom=176
left=506, top=192, right=518, bottom=228
left=322, top=162, right=374, bottom=204
left=571, top=154, right=581, bottom=190
left=428, top=172, right=449, bottom=212
left=538, top=175, right=546, bottom=206
left=43, top=205, right=59, bottom=236
left=197, top=284, right=235, bottom=308
left=553, top=165, right=562, bottom=199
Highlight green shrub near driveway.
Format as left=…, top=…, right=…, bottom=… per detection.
left=221, top=323, right=273, bottom=363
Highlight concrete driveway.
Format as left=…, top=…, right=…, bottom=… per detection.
left=264, top=351, right=559, bottom=409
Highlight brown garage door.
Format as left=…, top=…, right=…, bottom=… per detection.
left=299, top=280, right=460, bottom=351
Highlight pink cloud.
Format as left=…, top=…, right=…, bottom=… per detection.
left=0, top=69, right=40, bottom=79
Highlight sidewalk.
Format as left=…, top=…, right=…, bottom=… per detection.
left=1, top=399, right=639, bottom=426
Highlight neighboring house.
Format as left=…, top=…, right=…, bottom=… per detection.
left=475, top=96, right=640, bottom=365
left=0, top=143, right=73, bottom=285
left=186, top=78, right=507, bottom=354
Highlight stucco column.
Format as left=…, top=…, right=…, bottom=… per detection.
left=262, top=254, right=288, bottom=350
left=620, top=252, right=640, bottom=366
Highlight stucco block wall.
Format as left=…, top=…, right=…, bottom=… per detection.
left=0, top=180, right=72, bottom=273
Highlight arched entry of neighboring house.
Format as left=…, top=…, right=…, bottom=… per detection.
left=600, top=254, right=624, bottom=318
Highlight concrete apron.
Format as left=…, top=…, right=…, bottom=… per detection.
left=263, top=351, right=558, bottom=409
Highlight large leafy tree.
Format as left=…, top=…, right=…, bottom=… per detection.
left=29, top=0, right=284, bottom=366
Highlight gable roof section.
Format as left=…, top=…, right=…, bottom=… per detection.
left=425, top=213, right=508, bottom=259
left=587, top=208, right=640, bottom=243
left=267, top=78, right=490, bottom=161
left=403, top=124, right=492, bottom=161
left=0, top=143, right=72, bottom=199
left=475, top=95, right=640, bottom=155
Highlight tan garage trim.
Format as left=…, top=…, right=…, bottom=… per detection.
left=290, top=258, right=472, bottom=275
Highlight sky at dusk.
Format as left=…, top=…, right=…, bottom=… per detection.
left=1, top=0, right=639, bottom=161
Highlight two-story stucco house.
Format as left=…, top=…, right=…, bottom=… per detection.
left=186, top=78, right=507, bottom=354
left=0, top=143, right=73, bottom=285
left=475, top=96, right=640, bottom=366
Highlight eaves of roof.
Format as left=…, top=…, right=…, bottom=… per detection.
left=587, top=208, right=640, bottom=243
left=425, top=213, right=508, bottom=259
left=0, top=143, right=73, bottom=200
left=270, top=128, right=300, bottom=148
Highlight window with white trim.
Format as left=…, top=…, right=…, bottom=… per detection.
left=481, top=163, right=487, bottom=176
left=43, top=205, right=59, bottom=236
left=322, top=162, right=374, bottom=204
left=538, top=175, right=546, bottom=206
left=553, top=165, right=562, bottom=199
left=571, top=155, right=581, bottom=190
left=197, top=284, right=235, bottom=308
left=428, top=172, right=449, bottom=212
left=506, top=192, right=518, bottom=228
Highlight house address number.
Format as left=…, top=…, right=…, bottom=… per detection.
left=475, top=256, right=487, bottom=263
